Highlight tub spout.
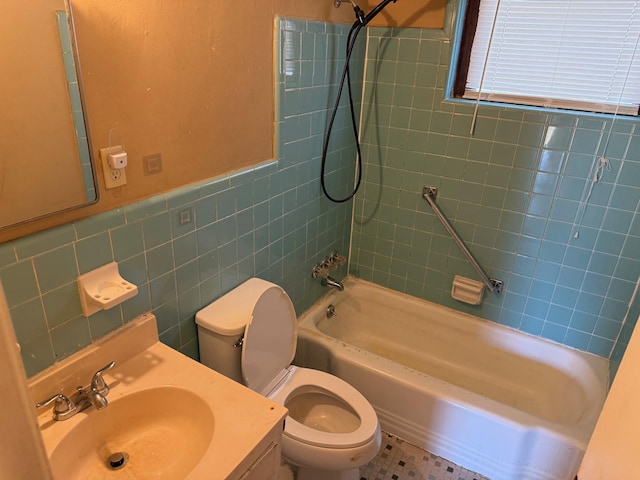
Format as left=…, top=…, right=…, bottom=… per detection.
left=322, top=276, right=344, bottom=291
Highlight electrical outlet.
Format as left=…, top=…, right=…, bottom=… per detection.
left=100, top=146, right=127, bottom=189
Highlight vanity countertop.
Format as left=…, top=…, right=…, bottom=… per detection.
left=28, top=313, right=288, bottom=480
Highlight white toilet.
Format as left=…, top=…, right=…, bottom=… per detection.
left=195, top=278, right=381, bottom=480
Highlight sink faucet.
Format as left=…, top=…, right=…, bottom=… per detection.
left=36, top=361, right=116, bottom=421
left=321, top=276, right=344, bottom=291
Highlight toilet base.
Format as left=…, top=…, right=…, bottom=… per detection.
left=296, top=466, right=360, bottom=480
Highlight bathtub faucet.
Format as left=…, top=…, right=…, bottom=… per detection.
left=322, top=276, right=344, bottom=292
left=312, top=251, right=346, bottom=291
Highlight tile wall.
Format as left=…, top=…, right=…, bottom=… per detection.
left=55, top=10, right=95, bottom=202
left=1, top=17, right=362, bottom=377
left=351, top=0, right=640, bottom=370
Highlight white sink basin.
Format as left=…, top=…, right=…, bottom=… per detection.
left=49, top=386, right=214, bottom=479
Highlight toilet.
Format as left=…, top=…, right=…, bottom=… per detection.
left=195, top=278, right=381, bottom=480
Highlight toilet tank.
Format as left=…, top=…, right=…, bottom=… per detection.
left=196, top=322, right=244, bottom=384
left=195, top=278, right=280, bottom=384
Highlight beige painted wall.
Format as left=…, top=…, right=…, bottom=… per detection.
left=2, top=0, right=444, bottom=243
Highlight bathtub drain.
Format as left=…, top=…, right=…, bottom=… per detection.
left=107, top=452, right=129, bottom=470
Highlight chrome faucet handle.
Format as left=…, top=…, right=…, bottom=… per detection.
left=36, top=393, right=74, bottom=416
left=329, top=251, right=346, bottom=266
left=90, top=361, right=116, bottom=396
left=311, top=264, right=330, bottom=279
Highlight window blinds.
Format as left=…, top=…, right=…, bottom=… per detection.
left=464, top=0, right=640, bottom=115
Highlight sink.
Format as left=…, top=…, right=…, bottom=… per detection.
left=48, top=386, right=214, bottom=479
left=30, top=313, right=287, bottom=479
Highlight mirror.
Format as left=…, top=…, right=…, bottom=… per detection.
left=0, top=1, right=97, bottom=230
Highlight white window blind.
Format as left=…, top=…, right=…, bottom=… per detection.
left=464, top=0, right=640, bottom=115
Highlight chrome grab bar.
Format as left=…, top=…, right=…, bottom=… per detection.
left=422, top=187, right=503, bottom=294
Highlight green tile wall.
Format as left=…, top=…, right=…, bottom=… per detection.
left=1, top=17, right=360, bottom=377
left=55, top=10, right=95, bottom=202
left=351, top=0, right=640, bottom=371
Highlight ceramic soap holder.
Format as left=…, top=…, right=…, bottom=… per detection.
left=77, top=262, right=138, bottom=316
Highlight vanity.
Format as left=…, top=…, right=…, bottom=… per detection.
left=28, top=313, right=287, bottom=479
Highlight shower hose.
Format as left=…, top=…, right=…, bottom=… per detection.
left=320, top=0, right=397, bottom=203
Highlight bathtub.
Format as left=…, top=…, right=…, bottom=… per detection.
left=295, top=277, right=609, bottom=480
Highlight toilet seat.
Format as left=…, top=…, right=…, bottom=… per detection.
left=269, top=366, right=379, bottom=449
left=241, top=284, right=297, bottom=394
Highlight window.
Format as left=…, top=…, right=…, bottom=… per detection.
left=454, top=0, right=640, bottom=115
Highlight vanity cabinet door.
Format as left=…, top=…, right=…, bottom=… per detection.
left=238, top=442, right=281, bottom=480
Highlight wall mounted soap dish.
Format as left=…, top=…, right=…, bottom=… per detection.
left=451, top=275, right=485, bottom=305
left=77, top=262, right=138, bottom=316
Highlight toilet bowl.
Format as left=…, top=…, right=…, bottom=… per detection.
left=271, top=367, right=381, bottom=479
left=196, top=278, right=381, bottom=480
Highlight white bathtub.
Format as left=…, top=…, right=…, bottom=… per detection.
left=295, top=277, right=609, bottom=480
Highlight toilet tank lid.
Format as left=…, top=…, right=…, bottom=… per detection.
left=195, top=278, right=278, bottom=336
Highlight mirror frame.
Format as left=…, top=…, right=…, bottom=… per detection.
left=0, top=0, right=98, bottom=232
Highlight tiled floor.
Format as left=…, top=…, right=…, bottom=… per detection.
left=279, top=432, right=490, bottom=480
left=360, top=433, right=490, bottom=480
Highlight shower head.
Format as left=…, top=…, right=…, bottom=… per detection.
left=334, top=0, right=358, bottom=8
left=363, top=0, right=398, bottom=25
left=334, top=0, right=366, bottom=25
left=334, top=0, right=398, bottom=27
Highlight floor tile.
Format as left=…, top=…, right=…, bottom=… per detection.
left=359, top=432, right=490, bottom=480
